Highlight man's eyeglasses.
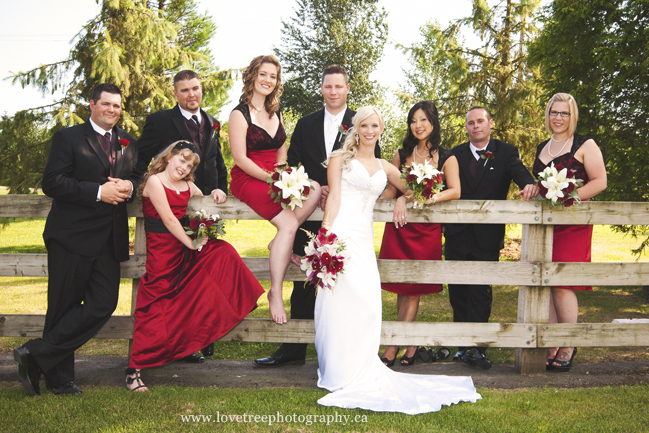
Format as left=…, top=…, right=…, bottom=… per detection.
left=549, top=110, right=570, bottom=118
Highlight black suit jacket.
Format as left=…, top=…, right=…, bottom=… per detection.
left=445, top=138, right=535, bottom=252
left=134, top=105, right=227, bottom=194
left=287, top=107, right=381, bottom=186
left=42, top=121, right=139, bottom=262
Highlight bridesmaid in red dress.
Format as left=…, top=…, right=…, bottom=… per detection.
left=229, top=55, right=321, bottom=324
left=125, top=141, right=265, bottom=391
left=378, top=101, right=461, bottom=366
left=533, top=93, right=607, bottom=372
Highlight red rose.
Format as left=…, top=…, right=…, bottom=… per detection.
left=555, top=163, right=566, bottom=171
left=436, top=174, right=443, bottom=183
left=563, top=198, right=575, bottom=207
left=189, top=219, right=199, bottom=230
left=303, top=185, right=310, bottom=196
left=406, top=174, right=417, bottom=183
left=204, top=220, right=213, bottom=228
left=342, top=124, right=349, bottom=131
left=271, top=184, right=281, bottom=193
left=285, top=167, right=293, bottom=174
left=485, top=151, right=494, bottom=159
left=213, top=122, right=221, bottom=133
left=271, top=171, right=280, bottom=181
left=321, top=252, right=332, bottom=266
left=119, top=138, right=129, bottom=148
left=538, top=183, right=548, bottom=198
left=565, top=182, right=576, bottom=194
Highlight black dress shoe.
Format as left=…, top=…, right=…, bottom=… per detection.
left=452, top=348, right=469, bottom=361
left=182, top=353, right=205, bottom=363
left=201, top=342, right=215, bottom=357
left=461, top=350, right=492, bottom=370
left=14, top=346, right=41, bottom=396
left=48, top=382, right=82, bottom=396
left=253, top=351, right=305, bottom=368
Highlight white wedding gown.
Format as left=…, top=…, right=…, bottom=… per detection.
left=314, top=158, right=481, bottom=414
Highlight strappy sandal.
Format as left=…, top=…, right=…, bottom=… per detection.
left=400, top=347, right=418, bottom=366
left=546, top=347, right=559, bottom=371
left=552, top=348, right=577, bottom=372
left=125, top=368, right=148, bottom=392
left=380, top=356, right=396, bottom=367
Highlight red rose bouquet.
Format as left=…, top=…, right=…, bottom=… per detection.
left=183, top=209, right=226, bottom=251
left=400, top=159, right=445, bottom=208
left=267, top=163, right=312, bottom=210
left=300, top=228, right=347, bottom=292
left=536, top=162, right=583, bottom=207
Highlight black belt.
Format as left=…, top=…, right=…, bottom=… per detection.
left=144, top=215, right=189, bottom=233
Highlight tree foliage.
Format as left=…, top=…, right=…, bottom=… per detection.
left=529, top=0, right=649, bottom=257
left=274, top=0, right=388, bottom=117
left=398, top=0, right=545, bottom=166
left=0, top=0, right=233, bottom=193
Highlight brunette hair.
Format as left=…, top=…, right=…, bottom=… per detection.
left=467, top=106, right=492, bottom=120
left=90, top=83, right=122, bottom=103
left=321, top=64, right=348, bottom=83
left=173, top=70, right=201, bottom=87
left=240, top=55, right=283, bottom=118
left=137, top=141, right=200, bottom=199
left=399, top=101, right=441, bottom=162
left=544, top=93, right=579, bottom=136
left=329, top=106, right=384, bottom=170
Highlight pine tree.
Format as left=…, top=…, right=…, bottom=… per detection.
left=274, top=0, right=388, bottom=117
left=0, top=0, right=233, bottom=193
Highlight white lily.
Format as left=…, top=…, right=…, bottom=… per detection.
left=540, top=164, right=570, bottom=203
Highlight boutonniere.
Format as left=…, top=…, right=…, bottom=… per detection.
left=119, top=138, right=130, bottom=155
left=480, top=150, right=494, bottom=166
left=338, top=124, right=349, bottom=136
left=213, top=121, right=221, bottom=135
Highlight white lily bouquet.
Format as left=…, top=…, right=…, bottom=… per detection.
left=537, top=162, right=583, bottom=207
left=300, top=228, right=347, bottom=292
left=267, top=164, right=313, bottom=211
left=400, top=159, right=445, bottom=208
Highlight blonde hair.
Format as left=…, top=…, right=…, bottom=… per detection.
left=545, top=93, right=579, bottom=136
left=240, top=55, right=283, bottom=118
left=137, top=141, right=200, bottom=199
left=329, top=106, right=384, bottom=170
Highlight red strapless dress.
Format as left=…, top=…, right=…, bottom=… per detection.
left=533, top=134, right=593, bottom=291
left=129, top=185, right=265, bottom=368
left=230, top=103, right=286, bottom=221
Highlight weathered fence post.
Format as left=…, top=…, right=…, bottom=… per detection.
left=516, top=221, right=553, bottom=374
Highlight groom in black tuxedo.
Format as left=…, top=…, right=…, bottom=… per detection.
left=253, top=65, right=381, bottom=367
left=134, top=69, right=228, bottom=202
left=445, top=106, right=538, bottom=369
left=14, top=84, right=139, bottom=396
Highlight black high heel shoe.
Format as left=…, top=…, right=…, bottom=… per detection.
left=552, top=347, right=577, bottom=372
left=380, top=356, right=396, bottom=367
left=546, top=348, right=559, bottom=371
left=400, top=347, right=418, bottom=366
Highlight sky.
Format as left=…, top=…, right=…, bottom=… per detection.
left=0, top=0, right=475, bottom=120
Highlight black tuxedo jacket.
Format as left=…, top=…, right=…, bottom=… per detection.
left=42, top=121, right=139, bottom=262
left=134, top=104, right=227, bottom=194
left=287, top=107, right=381, bottom=186
left=445, top=138, right=535, bottom=252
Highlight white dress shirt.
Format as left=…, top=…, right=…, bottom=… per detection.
left=323, top=106, right=347, bottom=157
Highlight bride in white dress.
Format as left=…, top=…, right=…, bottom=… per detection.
left=315, top=106, right=481, bottom=414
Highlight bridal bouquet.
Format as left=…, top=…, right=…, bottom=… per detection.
left=401, top=160, right=445, bottom=208
left=267, top=164, right=312, bottom=210
left=536, top=163, right=583, bottom=207
left=184, top=209, right=226, bottom=251
left=300, top=228, right=346, bottom=291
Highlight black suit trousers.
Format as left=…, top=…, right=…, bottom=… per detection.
left=25, top=239, right=120, bottom=388
left=275, top=219, right=320, bottom=358
left=445, top=227, right=500, bottom=325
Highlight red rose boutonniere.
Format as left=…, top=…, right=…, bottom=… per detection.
left=338, top=124, right=350, bottom=137
left=480, top=150, right=494, bottom=166
left=213, top=122, right=221, bottom=135
left=119, top=138, right=130, bottom=155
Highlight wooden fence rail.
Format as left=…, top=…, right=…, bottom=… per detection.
left=1, top=195, right=648, bottom=374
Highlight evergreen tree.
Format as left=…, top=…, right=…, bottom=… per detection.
left=274, top=0, right=388, bottom=117
left=398, top=0, right=545, bottom=165
left=0, top=0, right=233, bottom=193
left=529, top=0, right=649, bottom=256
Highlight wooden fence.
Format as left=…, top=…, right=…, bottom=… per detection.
left=1, top=194, right=648, bottom=374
